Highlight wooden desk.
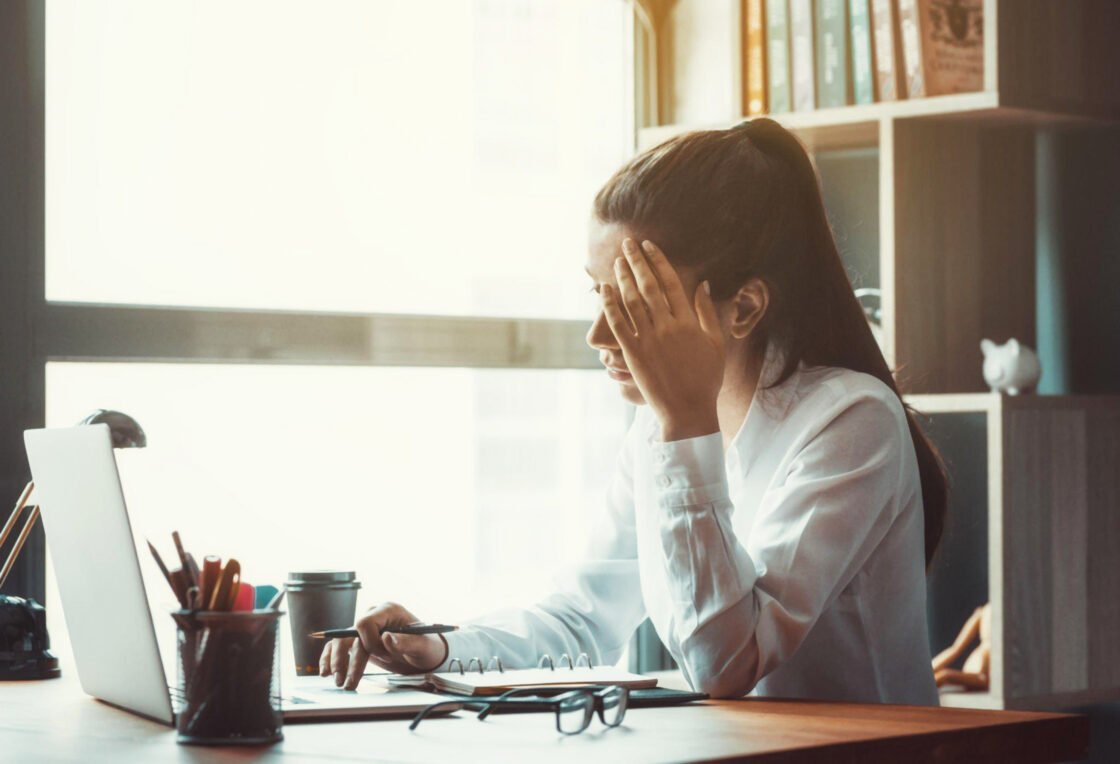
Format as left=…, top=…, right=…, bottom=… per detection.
left=0, top=673, right=1087, bottom=763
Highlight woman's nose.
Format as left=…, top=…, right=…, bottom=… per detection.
left=586, top=309, right=618, bottom=351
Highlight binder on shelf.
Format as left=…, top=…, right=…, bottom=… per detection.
left=388, top=653, right=659, bottom=696
left=897, top=0, right=925, bottom=98
left=745, top=0, right=767, bottom=116
left=765, top=0, right=792, bottom=113
left=870, top=0, right=903, bottom=100
left=816, top=0, right=851, bottom=108
left=789, top=0, right=816, bottom=111
left=849, top=0, right=875, bottom=105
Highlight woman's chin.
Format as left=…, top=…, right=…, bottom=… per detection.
left=619, top=382, right=646, bottom=406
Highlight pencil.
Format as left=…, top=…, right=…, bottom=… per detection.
left=310, top=624, right=458, bottom=639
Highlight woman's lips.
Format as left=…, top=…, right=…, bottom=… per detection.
left=606, top=367, right=632, bottom=381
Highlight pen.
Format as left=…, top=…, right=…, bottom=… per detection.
left=310, top=624, right=458, bottom=639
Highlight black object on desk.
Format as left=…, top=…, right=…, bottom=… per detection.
left=0, top=595, right=60, bottom=680
left=311, top=624, right=458, bottom=639
left=173, top=609, right=283, bottom=745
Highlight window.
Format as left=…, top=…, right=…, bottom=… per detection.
left=34, top=0, right=638, bottom=664
left=46, top=364, right=626, bottom=619
left=46, top=0, right=632, bottom=319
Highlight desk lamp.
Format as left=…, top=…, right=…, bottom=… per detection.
left=0, top=410, right=146, bottom=679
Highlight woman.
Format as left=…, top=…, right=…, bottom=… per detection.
left=322, top=118, right=946, bottom=704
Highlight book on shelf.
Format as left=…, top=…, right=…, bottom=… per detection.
left=816, top=0, right=851, bottom=108
left=899, top=0, right=983, bottom=98
left=870, top=0, right=904, bottom=100
left=765, top=0, right=792, bottom=113
left=897, top=0, right=925, bottom=98
left=849, top=0, right=875, bottom=105
left=789, top=0, right=816, bottom=111
left=745, top=0, right=767, bottom=115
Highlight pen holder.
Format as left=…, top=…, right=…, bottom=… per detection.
left=171, top=610, right=283, bottom=746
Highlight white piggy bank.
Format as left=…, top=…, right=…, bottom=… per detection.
left=981, top=338, right=1041, bottom=395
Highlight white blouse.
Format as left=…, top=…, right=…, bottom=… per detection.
left=438, top=352, right=940, bottom=704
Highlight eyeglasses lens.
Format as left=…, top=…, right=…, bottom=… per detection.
left=599, top=686, right=627, bottom=727
left=557, top=693, right=594, bottom=735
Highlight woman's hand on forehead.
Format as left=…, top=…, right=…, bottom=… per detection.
left=601, top=238, right=724, bottom=442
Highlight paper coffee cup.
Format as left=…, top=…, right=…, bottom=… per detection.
left=284, top=571, right=361, bottom=676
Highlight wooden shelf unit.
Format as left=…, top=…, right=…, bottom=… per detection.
left=904, top=394, right=1120, bottom=710
left=637, top=0, right=1119, bottom=396
left=634, top=0, right=1120, bottom=710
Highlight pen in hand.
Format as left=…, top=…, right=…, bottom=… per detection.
left=310, top=623, right=458, bottom=639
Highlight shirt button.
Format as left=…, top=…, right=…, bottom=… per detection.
left=657, top=474, right=672, bottom=488
left=657, top=451, right=669, bottom=463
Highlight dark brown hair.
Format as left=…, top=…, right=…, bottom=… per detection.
left=593, top=117, right=947, bottom=566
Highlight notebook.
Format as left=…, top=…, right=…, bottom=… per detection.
left=388, top=653, right=659, bottom=696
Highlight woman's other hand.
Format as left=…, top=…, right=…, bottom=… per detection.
left=318, top=601, right=449, bottom=690
left=603, top=238, right=725, bottom=441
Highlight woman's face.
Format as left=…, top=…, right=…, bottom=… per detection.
left=584, top=218, right=704, bottom=406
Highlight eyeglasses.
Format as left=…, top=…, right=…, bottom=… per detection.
left=409, top=685, right=629, bottom=735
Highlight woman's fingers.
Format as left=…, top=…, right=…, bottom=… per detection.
left=345, top=601, right=439, bottom=677
left=640, top=240, right=692, bottom=317
left=343, top=637, right=370, bottom=690
left=622, top=238, right=671, bottom=318
left=329, top=637, right=354, bottom=686
left=319, top=641, right=334, bottom=677
left=354, top=604, right=398, bottom=665
left=613, top=256, right=652, bottom=334
left=694, top=280, right=721, bottom=340
left=381, top=632, right=446, bottom=672
left=601, top=283, right=638, bottom=349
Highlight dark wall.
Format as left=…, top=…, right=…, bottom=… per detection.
left=1036, top=125, right=1120, bottom=395
left=0, top=1, right=46, bottom=602
left=1035, top=125, right=1120, bottom=763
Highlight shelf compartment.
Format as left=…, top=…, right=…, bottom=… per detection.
left=908, top=394, right=1120, bottom=710
left=923, top=409, right=991, bottom=690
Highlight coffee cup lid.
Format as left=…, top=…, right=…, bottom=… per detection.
left=286, top=570, right=358, bottom=585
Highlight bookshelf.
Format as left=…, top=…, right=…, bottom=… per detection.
left=639, top=0, right=1119, bottom=394
left=634, top=0, right=1120, bottom=710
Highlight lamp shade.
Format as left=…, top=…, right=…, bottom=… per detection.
left=77, top=409, right=146, bottom=449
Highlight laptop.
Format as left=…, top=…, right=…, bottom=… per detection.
left=23, top=424, right=441, bottom=723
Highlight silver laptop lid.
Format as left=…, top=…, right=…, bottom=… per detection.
left=24, top=425, right=174, bottom=724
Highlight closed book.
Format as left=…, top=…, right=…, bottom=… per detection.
left=897, top=0, right=925, bottom=98
left=815, top=0, right=850, bottom=108
left=916, top=0, right=983, bottom=95
left=745, top=0, right=767, bottom=115
left=870, top=0, right=902, bottom=100
left=849, top=0, right=874, bottom=104
left=766, top=0, right=792, bottom=113
left=789, top=0, right=815, bottom=111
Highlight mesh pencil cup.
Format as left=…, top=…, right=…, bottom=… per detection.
left=171, top=610, right=284, bottom=746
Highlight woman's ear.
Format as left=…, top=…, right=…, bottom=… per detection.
left=728, top=278, right=769, bottom=340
